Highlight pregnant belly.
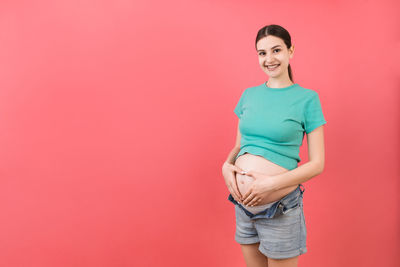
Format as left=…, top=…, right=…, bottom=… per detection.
left=235, top=153, right=298, bottom=206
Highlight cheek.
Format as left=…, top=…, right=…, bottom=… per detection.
left=277, top=56, right=289, bottom=66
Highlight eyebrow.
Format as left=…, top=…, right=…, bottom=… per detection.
left=257, top=45, right=282, bottom=52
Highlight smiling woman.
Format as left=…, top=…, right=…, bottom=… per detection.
left=221, top=24, right=327, bottom=265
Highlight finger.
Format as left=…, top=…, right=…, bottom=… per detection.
left=231, top=184, right=242, bottom=202
left=232, top=194, right=240, bottom=203
left=232, top=191, right=241, bottom=203
left=234, top=164, right=242, bottom=171
left=233, top=165, right=246, bottom=174
left=248, top=197, right=260, bottom=207
left=232, top=175, right=243, bottom=199
left=242, top=192, right=255, bottom=206
left=232, top=183, right=243, bottom=201
left=229, top=186, right=241, bottom=203
left=242, top=188, right=252, bottom=202
left=240, top=170, right=248, bottom=176
left=228, top=186, right=238, bottom=201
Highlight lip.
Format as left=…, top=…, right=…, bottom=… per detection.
left=266, top=64, right=280, bottom=70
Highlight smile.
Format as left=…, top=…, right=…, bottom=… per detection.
left=267, top=64, right=280, bottom=71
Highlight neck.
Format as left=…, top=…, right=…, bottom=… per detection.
left=266, top=77, right=293, bottom=88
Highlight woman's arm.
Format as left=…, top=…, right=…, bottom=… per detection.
left=225, top=123, right=242, bottom=164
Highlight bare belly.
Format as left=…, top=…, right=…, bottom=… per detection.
left=235, top=153, right=298, bottom=208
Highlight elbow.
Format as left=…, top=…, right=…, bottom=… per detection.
left=311, top=160, right=324, bottom=175
left=316, top=162, right=324, bottom=175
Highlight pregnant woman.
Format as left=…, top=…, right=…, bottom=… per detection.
left=222, top=24, right=327, bottom=267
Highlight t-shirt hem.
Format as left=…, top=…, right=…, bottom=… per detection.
left=235, top=146, right=298, bottom=171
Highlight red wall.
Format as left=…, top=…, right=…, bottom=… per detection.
left=0, top=0, right=398, bottom=266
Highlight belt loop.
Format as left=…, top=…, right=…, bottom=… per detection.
left=299, top=184, right=305, bottom=193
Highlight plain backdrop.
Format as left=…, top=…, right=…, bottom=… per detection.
left=0, top=0, right=399, bottom=266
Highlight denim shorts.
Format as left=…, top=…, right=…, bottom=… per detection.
left=227, top=184, right=307, bottom=259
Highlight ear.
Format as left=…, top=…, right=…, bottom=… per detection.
left=289, top=45, right=295, bottom=59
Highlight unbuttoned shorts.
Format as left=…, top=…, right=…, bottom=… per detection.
left=228, top=184, right=307, bottom=260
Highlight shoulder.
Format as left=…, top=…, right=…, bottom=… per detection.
left=295, top=84, right=318, bottom=95
left=294, top=85, right=321, bottom=102
left=237, top=86, right=255, bottom=99
left=245, top=84, right=260, bottom=92
left=243, top=83, right=264, bottom=95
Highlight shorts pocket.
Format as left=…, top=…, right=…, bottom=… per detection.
left=277, top=192, right=303, bottom=216
left=281, top=202, right=301, bottom=214
left=259, top=204, right=301, bottom=226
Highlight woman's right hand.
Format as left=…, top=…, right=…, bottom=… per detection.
left=222, top=161, right=245, bottom=203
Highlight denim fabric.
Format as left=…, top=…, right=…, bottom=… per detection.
left=229, top=184, right=307, bottom=259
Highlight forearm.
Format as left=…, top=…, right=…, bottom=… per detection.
left=225, top=146, right=241, bottom=164
left=270, top=161, right=324, bottom=191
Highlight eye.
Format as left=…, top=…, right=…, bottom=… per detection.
left=258, top=52, right=265, bottom=56
left=273, top=49, right=281, bottom=53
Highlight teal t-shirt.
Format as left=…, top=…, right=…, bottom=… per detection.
left=234, top=82, right=327, bottom=170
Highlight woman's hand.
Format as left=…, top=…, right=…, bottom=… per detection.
left=241, top=170, right=277, bottom=207
left=222, top=162, right=245, bottom=203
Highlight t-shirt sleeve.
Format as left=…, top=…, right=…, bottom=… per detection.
left=304, top=91, right=327, bottom=134
left=234, top=89, right=247, bottom=119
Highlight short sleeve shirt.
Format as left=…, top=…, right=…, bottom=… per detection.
left=234, top=82, right=327, bottom=170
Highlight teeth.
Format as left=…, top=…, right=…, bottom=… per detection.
left=267, top=64, right=279, bottom=69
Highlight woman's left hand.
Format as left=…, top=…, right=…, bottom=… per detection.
left=240, top=170, right=277, bottom=206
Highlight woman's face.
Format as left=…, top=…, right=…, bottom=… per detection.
left=256, top=35, right=294, bottom=79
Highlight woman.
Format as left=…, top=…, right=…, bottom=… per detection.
left=221, top=24, right=327, bottom=267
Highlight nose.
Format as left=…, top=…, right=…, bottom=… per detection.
left=266, top=53, right=275, bottom=64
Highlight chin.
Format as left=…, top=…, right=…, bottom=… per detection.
left=264, top=70, right=281, bottom=77
left=266, top=73, right=282, bottom=78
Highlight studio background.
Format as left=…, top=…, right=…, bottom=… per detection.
left=0, top=0, right=398, bottom=266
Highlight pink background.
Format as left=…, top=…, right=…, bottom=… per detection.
left=0, top=0, right=399, bottom=266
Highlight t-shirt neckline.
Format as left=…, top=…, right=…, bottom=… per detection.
left=263, top=81, right=298, bottom=91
